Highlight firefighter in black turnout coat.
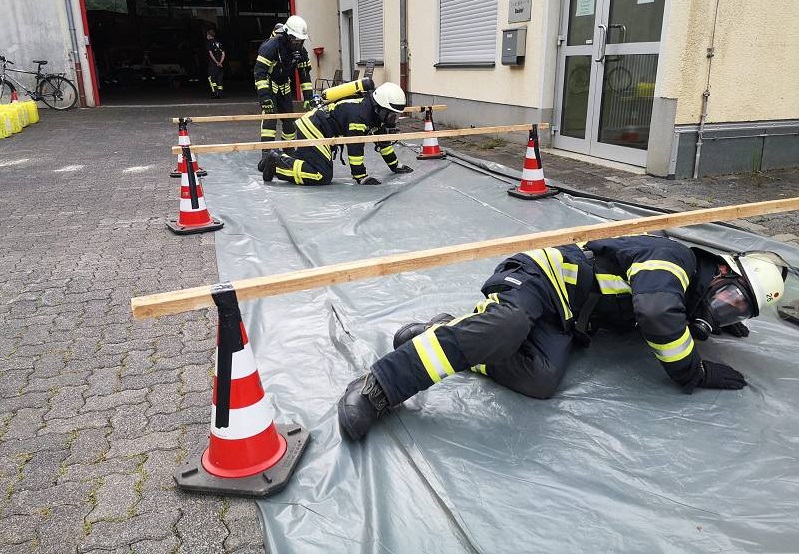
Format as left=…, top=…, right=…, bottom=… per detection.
left=261, top=82, right=414, bottom=185
left=253, top=15, right=313, bottom=162
left=337, top=234, right=791, bottom=441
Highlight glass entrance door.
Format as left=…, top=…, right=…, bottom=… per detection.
left=553, top=0, right=665, bottom=166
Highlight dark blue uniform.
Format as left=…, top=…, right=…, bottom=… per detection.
left=253, top=36, right=312, bottom=143
left=207, top=38, right=225, bottom=97
left=373, top=234, right=712, bottom=405
left=272, top=95, right=401, bottom=185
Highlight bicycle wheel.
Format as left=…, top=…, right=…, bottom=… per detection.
left=37, top=75, right=78, bottom=110
left=0, top=79, right=16, bottom=104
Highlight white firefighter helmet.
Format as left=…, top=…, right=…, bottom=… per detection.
left=372, top=82, right=406, bottom=113
left=284, top=15, right=309, bottom=40
left=721, top=252, right=787, bottom=315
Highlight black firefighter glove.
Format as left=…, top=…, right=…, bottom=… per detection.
left=713, top=322, right=750, bottom=338
left=358, top=176, right=381, bottom=186
left=391, top=163, right=414, bottom=174
left=696, top=360, right=748, bottom=390
left=260, top=97, right=275, bottom=113
left=291, top=50, right=303, bottom=65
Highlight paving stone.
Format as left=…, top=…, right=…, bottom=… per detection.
left=63, top=427, right=109, bottom=465
left=223, top=500, right=265, bottom=553
left=82, top=389, right=149, bottom=413
left=80, top=511, right=180, bottom=552
left=45, top=384, right=89, bottom=420
left=6, top=479, right=93, bottom=514
left=106, top=430, right=184, bottom=459
left=109, top=404, right=150, bottom=441
left=145, top=382, right=182, bottom=417
left=59, top=455, right=142, bottom=484
left=174, top=495, right=229, bottom=554
left=85, top=366, right=123, bottom=396
left=0, top=514, right=38, bottom=547
left=120, top=368, right=181, bottom=392
left=26, top=370, right=91, bottom=394
left=38, top=411, right=112, bottom=435
left=16, top=448, right=69, bottom=491
left=129, top=537, right=181, bottom=554
left=88, top=472, right=140, bottom=522
left=4, top=406, right=47, bottom=440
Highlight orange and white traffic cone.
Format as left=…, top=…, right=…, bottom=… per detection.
left=165, top=145, right=224, bottom=235
left=507, top=126, right=558, bottom=200
left=416, top=107, right=446, bottom=160
left=174, top=284, right=310, bottom=497
left=171, top=117, right=207, bottom=178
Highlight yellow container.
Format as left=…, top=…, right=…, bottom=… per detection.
left=1, top=106, right=22, bottom=133
left=23, top=100, right=39, bottom=124
left=15, top=102, right=29, bottom=127
left=0, top=114, right=8, bottom=139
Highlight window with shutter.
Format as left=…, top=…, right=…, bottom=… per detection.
left=438, top=0, right=498, bottom=66
left=358, top=0, right=384, bottom=63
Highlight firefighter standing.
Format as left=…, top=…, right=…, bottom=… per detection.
left=261, top=81, right=415, bottom=185
left=254, top=15, right=314, bottom=169
left=337, top=234, right=792, bottom=441
left=206, top=29, right=225, bottom=99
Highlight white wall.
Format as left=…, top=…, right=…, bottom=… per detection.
left=295, top=0, right=340, bottom=89
left=659, top=0, right=799, bottom=125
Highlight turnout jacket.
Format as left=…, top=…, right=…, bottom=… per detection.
left=253, top=36, right=312, bottom=100
left=481, top=234, right=704, bottom=391
left=297, top=95, right=400, bottom=179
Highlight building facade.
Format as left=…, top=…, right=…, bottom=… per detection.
left=336, top=0, right=799, bottom=178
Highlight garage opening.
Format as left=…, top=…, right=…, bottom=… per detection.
left=86, top=0, right=291, bottom=105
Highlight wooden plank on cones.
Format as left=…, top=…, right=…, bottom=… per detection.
left=131, top=197, right=799, bottom=319
left=170, top=105, right=450, bottom=124
left=171, top=124, right=535, bottom=154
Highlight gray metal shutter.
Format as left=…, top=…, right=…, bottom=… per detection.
left=439, top=0, right=497, bottom=65
left=358, top=0, right=384, bottom=63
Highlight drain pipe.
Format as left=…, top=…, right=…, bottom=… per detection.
left=64, top=0, right=87, bottom=107
left=693, top=0, right=721, bottom=178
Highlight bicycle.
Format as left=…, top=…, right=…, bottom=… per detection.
left=0, top=55, right=78, bottom=110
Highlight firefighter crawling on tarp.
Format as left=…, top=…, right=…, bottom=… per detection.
left=260, top=81, right=414, bottom=186
left=337, top=233, right=798, bottom=441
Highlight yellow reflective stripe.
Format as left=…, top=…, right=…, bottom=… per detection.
left=255, top=79, right=270, bottom=88
left=471, top=364, right=488, bottom=375
left=256, top=55, right=274, bottom=67
left=596, top=273, right=631, bottom=295
left=627, top=260, right=690, bottom=292
left=412, top=328, right=455, bottom=383
left=349, top=123, right=368, bottom=132
left=562, top=262, right=578, bottom=285
left=261, top=129, right=277, bottom=138
left=379, top=145, right=394, bottom=155
left=293, top=159, right=304, bottom=184
left=301, top=82, right=313, bottom=90
left=647, top=328, right=694, bottom=362
left=474, top=293, right=500, bottom=314
left=298, top=61, right=311, bottom=68
left=348, top=155, right=364, bottom=165
left=352, top=170, right=367, bottom=179
left=297, top=116, right=324, bottom=139
left=525, top=248, right=573, bottom=320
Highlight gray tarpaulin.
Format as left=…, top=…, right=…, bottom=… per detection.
left=199, top=144, right=799, bottom=553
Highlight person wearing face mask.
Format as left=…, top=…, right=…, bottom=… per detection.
left=260, top=81, right=415, bottom=185
left=253, top=15, right=314, bottom=168
left=336, top=233, right=793, bottom=441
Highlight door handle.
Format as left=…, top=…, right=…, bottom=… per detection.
left=595, top=24, right=607, bottom=62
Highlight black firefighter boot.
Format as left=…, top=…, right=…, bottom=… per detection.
left=338, top=372, right=390, bottom=441
left=261, top=151, right=280, bottom=182
left=392, top=313, right=454, bottom=349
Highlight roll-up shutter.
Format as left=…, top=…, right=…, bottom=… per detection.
left=439, top=0, right=498, bottom=65
left=358, top=0, right=384, bottom=63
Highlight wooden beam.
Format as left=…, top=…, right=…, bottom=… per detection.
left=170, top=105, right=449, bottom=124
left=171, top=124, right=535, bottom=154
left=131, top=197, right=799, bottom=319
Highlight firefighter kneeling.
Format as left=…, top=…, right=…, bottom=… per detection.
left=261, top=82, right=414, bottom=185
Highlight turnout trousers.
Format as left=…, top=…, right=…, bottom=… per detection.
left=372, top=280, right=575, bottom=406
left=260, top=93, right=297, bottom=144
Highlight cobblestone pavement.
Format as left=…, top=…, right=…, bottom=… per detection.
left=0, top=101, right=797, bottom=553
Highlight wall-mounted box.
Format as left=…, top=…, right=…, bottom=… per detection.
left=501, top=27, right=527, bottom=66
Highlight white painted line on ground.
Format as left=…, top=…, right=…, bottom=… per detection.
left=53, top=165, right=85, bottom=172
left=0, top=158, right=29, bottom=167
left=122, top=165, right=154, bottom=173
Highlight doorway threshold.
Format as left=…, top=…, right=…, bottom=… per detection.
left=541, top=148, right=647, bottom=175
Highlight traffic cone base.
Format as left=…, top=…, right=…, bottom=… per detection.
left=166, top=216, right=224, bottom=234
left=507, top=183, right=558, bottom=200
left=174, top=423, right=310, bottom=497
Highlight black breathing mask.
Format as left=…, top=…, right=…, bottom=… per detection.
left=689, top=275, right=754, bottom=340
